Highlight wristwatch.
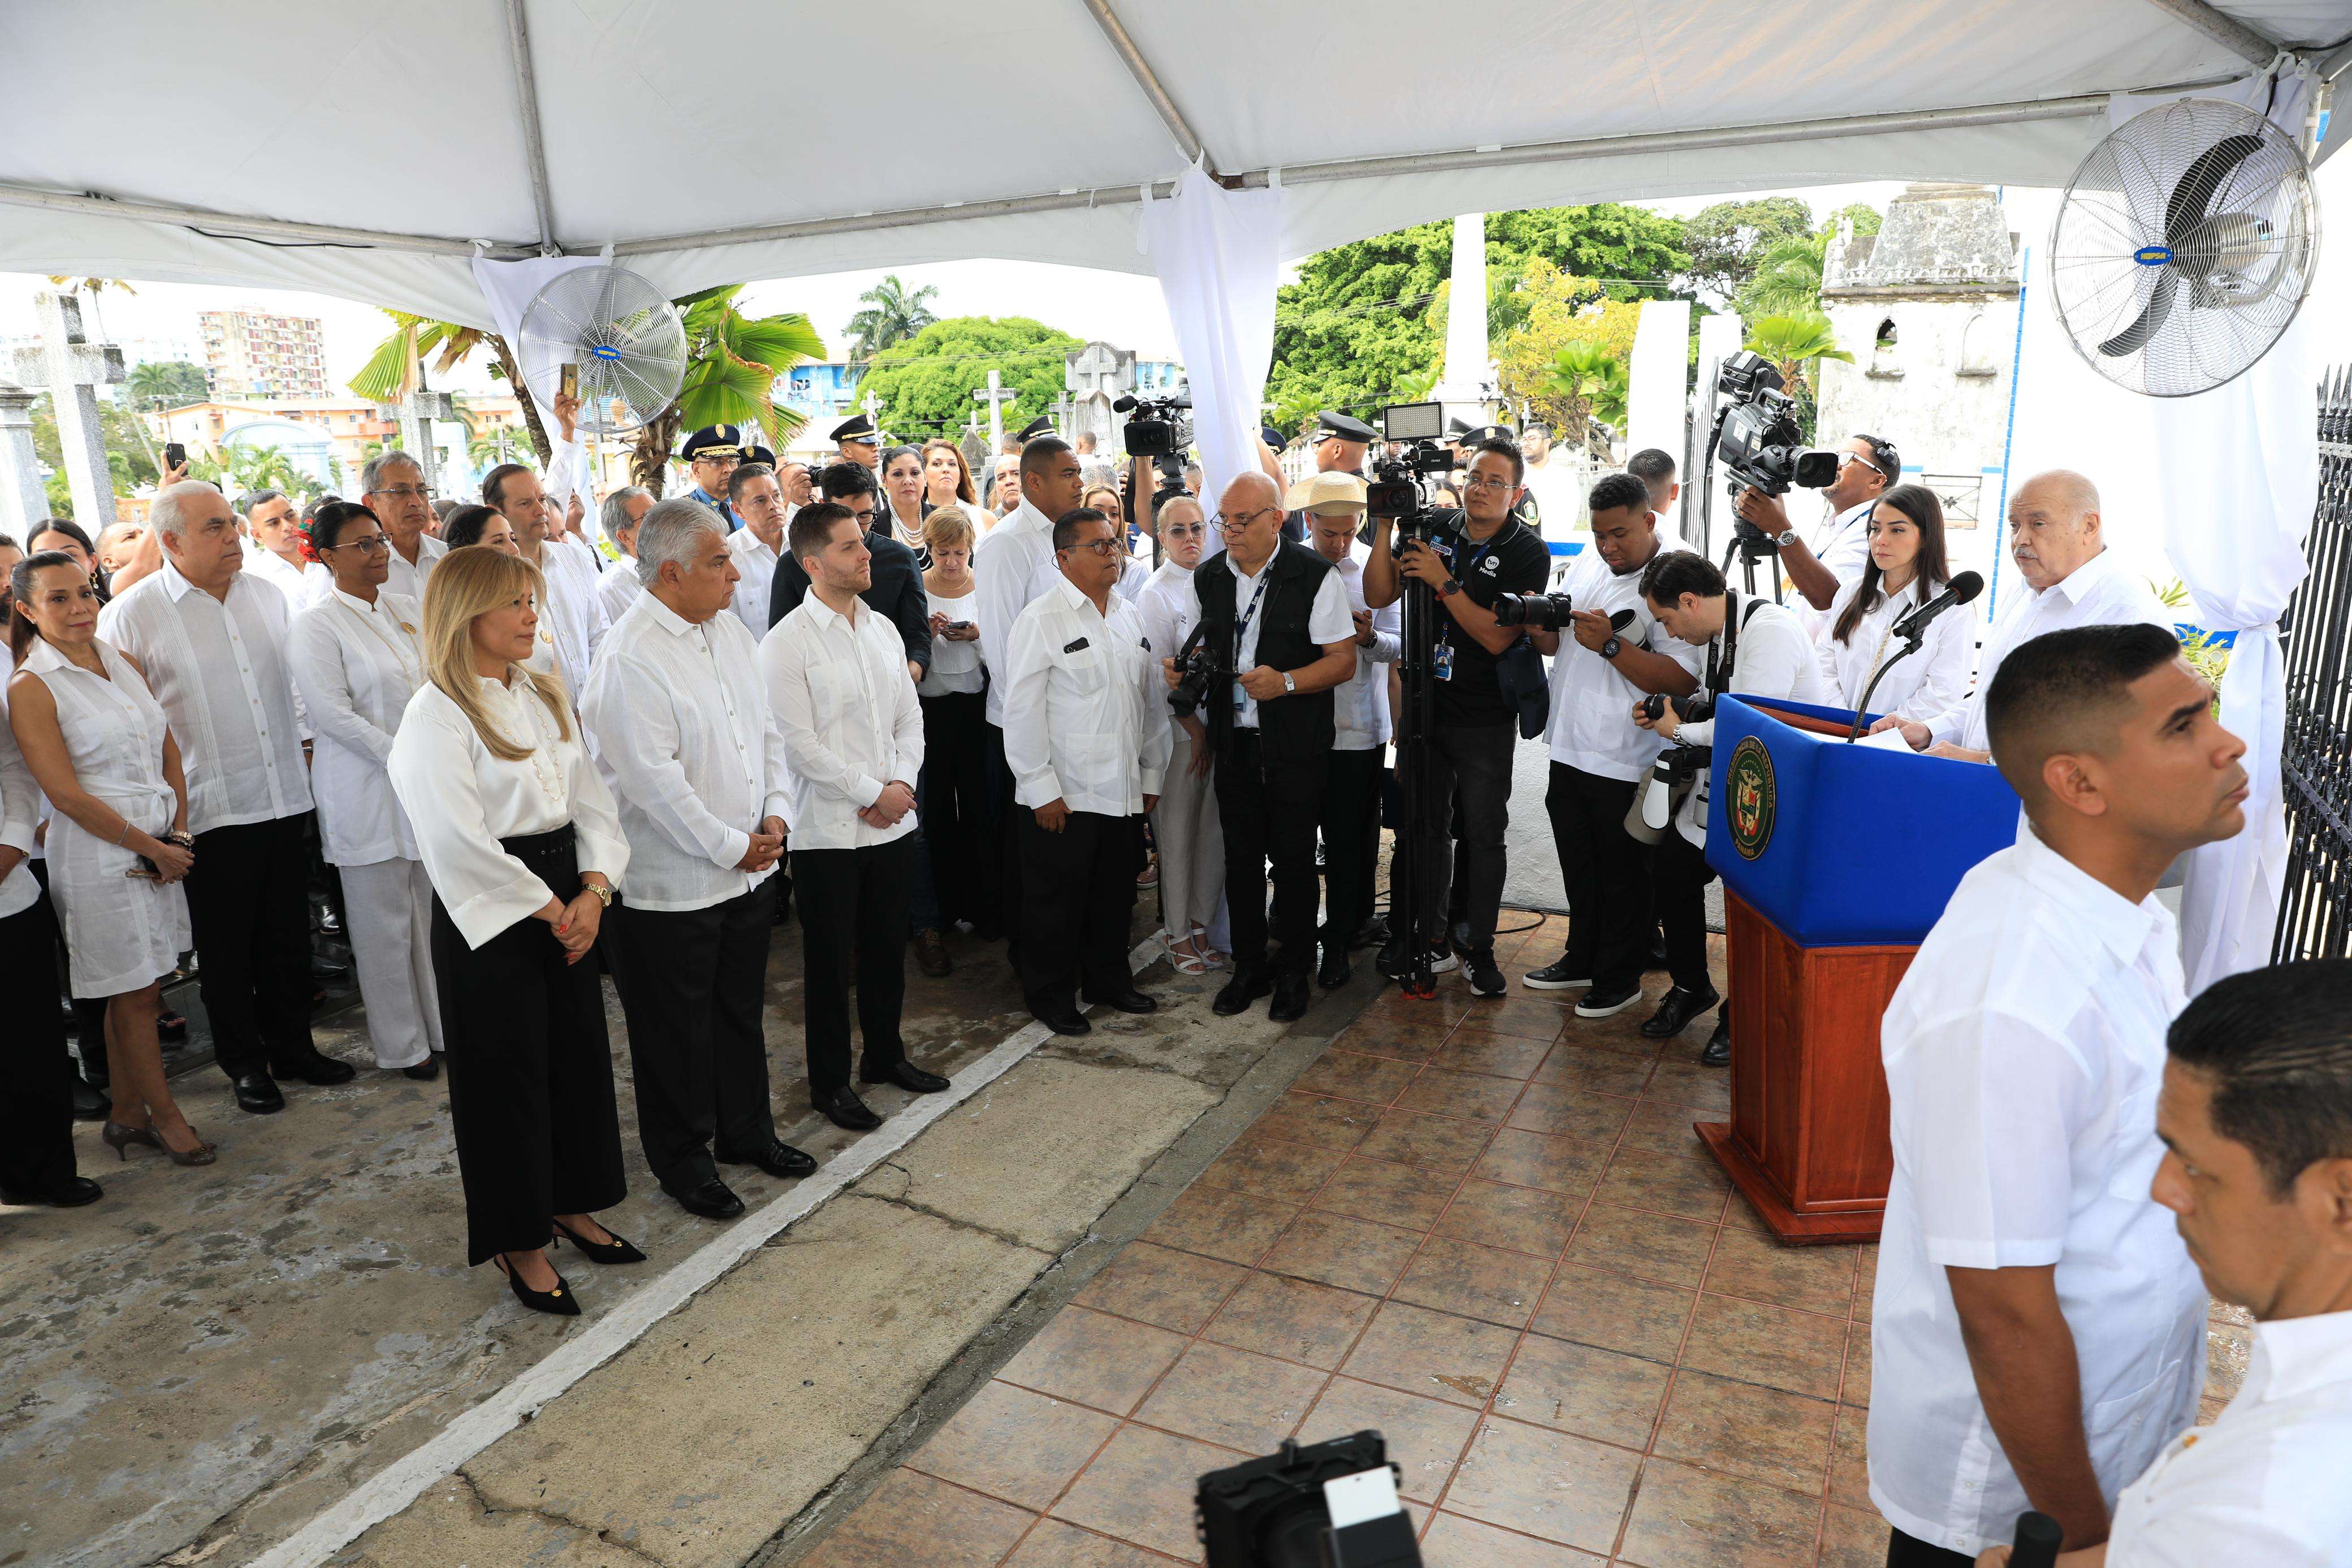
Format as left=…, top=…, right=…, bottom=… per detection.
left=1437, top=578, right=1463, bottom=599
left=1281, top=670, right=1298, bottom=695
left=583, top=881, right=614, bottom=908
left=1599, top=635, right=1623, bottom=660
left=1775, top=529, right=1801, bottom=551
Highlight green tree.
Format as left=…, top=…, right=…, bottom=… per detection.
left=1677, top=198, right=1815, bottom=305
left=1544, top=341, right=1632, bottom=452
left=630, top=285, right=824, bottom=493
left=1730, top=203, right=1884, bottom=321
left=1491, top=256, right=1643, bottom=435
left=126, top=361, right=210, bottom=407
left=856, top=316, right=1082, bottom=443
left=29, top=392, right=161, bottom=496
left=188, top=442, right=312, bottom=499
left=350, top=313, right=548, bottom=461
left=1743, top=312, right=1853, bottom=408
left=845, top=275, right=940, bottom=361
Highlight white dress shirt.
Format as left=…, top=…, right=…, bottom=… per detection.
left=2103, top=1309, right=2352, bottom=1566
left=383, top=531, right=447, bottom=603
left=1545, top=547, right=1705, bottom=783
left=1814, top=574, right=1977, bottom=723
left=98, top=561, right=312, bottom=832
left=287, top=588, right=427, bottom=866
left=596, top=557, right=645, bottom=626
left=1672, top=594, right=1827, bottom=847
left=1115, top=552, right=1153, bottom=604
left=1178, top=551, right=1355, bottom=731
left=758, top=591, right=924, bottom=851
left=1133, top=558, right=1203, bottom=748
left=1002, top=575, right=1170, bottom=817
left=1327, top=544, right=1401, bottom=751
left=579, top=594, right=793, bottom=912
left=0, top=675, right=41, bottom=921
left=1867, top=820, right=2207, bottom=1557
left=241, top=540, right=313, bottom=610
left=727, top=526, right=783, bottom=635
left=521, top=543, right=604, bottom=696
left=973, top=497, right=1063, bottom=726
left=385, top=671, right=631, bottom=949
left=1925, top=547, right=2174, bottom=752
left=1798, top=498, right=1878, bottom=637
left=918, top=586, right=984, bottom=696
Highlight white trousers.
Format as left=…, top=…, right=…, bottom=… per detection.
left=1151, top=729, right=1227, bottom=939
left=339, top=857, right=443, bottom=1069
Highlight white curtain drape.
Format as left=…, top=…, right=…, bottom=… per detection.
left=1138, top=163, right=1285, bottom=512
left=2125, top=77, right=2318, bottom=990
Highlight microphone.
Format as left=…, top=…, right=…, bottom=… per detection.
left=1891, top=570, right=1983, bottom=643
left=1112, top=394, right=1140, bottom=413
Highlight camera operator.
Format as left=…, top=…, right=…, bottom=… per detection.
left=1731, top=432, right=1899, bottom=631
left=1523, top=476, right=1701, bottom=1027
left=1364, top=435, right=1552, bottom=998
left=1180, top=473, right=1357, bottom=1023
left=1632, top=551, right=1827, bottom=1065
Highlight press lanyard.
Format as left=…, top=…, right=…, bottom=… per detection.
left=1436, top=524, right=1501, bottom=655
left=1231, top=564, right=1272, bottom=666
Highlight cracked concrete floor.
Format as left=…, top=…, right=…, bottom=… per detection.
left=2, top=898, right=1383, bottom=1568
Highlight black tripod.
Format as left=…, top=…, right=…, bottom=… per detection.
left=1388, top=517, right=1442, bottom=999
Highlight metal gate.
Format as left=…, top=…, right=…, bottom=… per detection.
left=2273, top=369, right=2352, bottom=961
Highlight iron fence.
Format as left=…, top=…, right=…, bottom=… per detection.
left=2273, top=367, right=2352, bottom=961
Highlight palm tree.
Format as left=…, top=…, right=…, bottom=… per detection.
left=1544, top=340, right=1631, bottom=452
left=845, top=275, right=939, bottom=361
left=469, top=430, right=517, bottom=470
left=192, top=443, right=309, bottom=499
left=1743, top=312, right=1853, bottom=399
left=126, top=361, right=209, bottom=408
left=1736, top=233, right=1831, bottom=319
left=349, top=312, right=552, bottom=463
left=629, top=285, right=824, bottom=493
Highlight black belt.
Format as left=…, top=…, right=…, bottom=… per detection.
left=499, top=824, right=576, bottom=859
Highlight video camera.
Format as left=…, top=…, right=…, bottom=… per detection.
left=1711, top=351, right=1840, bottom=524
left=1365, top=401, right=1454, bottom=523
left=1197, top=1433, right=1421, bottom=1568
left=1167, top=619, right=1229, bottom=721
left=1116, top=391, right=1193, bottom=458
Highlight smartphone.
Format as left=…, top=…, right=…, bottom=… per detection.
left=163, top=441, right=187, bottom=470
left=946, top=620, right=974, bottom=632
left=558, top=362, right=580, bottom=403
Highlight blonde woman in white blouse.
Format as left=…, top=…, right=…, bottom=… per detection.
left=289, top=501, right=442, bottom=1080
left=387, top=545, right=637, bottom=1318
left=1814, top=483, right=1975, bottom=724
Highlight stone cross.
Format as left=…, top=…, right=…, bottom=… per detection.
left=0, top=379, right=44, bottom=536
left=1048, top=395, right=1076, bottom=440
left=861, top=390, right=882, bottom=442
left=1065, top=341, right=1134, bottom=401
left=373, top=390, right=456, bottom=492
left=972, top=370, right=1014, bottom=454
left=12, top=291, right=125, bottom=532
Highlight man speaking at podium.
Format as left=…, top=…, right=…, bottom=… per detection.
left=1869, top=624, right=2249, bottom=1565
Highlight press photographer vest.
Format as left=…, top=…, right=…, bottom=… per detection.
left=1197, top=542, right=1338, bottom=765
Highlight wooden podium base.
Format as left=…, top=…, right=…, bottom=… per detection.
left=1697, top=894, right=1913, bottom=1246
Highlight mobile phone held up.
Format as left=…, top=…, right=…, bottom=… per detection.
left=163, top=441, right=187, bottom=471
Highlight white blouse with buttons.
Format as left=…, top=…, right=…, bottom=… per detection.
left=288, top=588, right=429, bottom=867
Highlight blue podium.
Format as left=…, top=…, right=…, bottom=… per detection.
left=1693, top=696, right=2018, bottom=1243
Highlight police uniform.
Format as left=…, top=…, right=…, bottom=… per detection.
left=1277, top=411, right=1375, bottom=547
left=831, top=413, right=880, bottom=470
left=679, top=425, right=743, bottom=531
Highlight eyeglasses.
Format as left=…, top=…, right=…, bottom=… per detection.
left=849, top=505, right=877, bottom=522
left=1463, top=474, right=1517, bottom=492
left=368, top=484, right=435, bottom=501
left=1213, top=506, right=1277, bottom=533
left=325, top=534, right=391, bottom=555
left=1062, top=538, right=1124, bottom=557
left=1841, top=452, right=1884, bottom=477
left=1163, top=523, right=1208, bottom=540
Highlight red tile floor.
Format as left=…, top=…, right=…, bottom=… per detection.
left=803, top=913, right=2252, bottom=1568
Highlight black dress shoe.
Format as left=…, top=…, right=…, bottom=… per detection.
left=277, top=1050, right=357, bottom=1086
left=911, top=929, right=953, bottom=978
left=1083, top=987, right=1157, bottom=1015
left=552, top=1216, right=649, bottom=1261
left=491, top=1254, right=580, bottom=1317
left=863, top=1059, right=950, bottom=1093
left=231, top=1072, right=286, bottom=1115
left=1269, top=972, right=1312, bottom=1023
left=1647, top=939, right=1671, bottom=973
left=667, top=1177, right=747, bottom=1220
left=1641, top=985, right=1721, bottom=1039
left=1317, top=947, right=1351, bottom=990
left=1214, top=971, right=1272, bottom=1016
left=1037, top=1008, right=1091, bottom=1036
left=816, top=1086, right=883, bottom=1130
left=1349, top=915, right=1388, bottom=952
left=2, top=1175, right=103, bottom=1208
left=1701, top=1008, right=1732, bottom=1068
left=70, top=1077, right=112, bottom=1121
left=400, top=1056, right=442, bottom=1081
left=718, top=1137, right=818, bottom=1179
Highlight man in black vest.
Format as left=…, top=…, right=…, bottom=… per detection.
left=1186, top=471, right=1357, bottom=1021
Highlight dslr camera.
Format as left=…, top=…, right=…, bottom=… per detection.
left=1167, top=620, right=1230, bottom=721
left=1116, top=391, right=1193, bottom=458
left=1365, top=401, right=1455, bottom=523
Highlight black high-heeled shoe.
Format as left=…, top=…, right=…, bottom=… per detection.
left=550, top=1217, right=647, bottom=1265
left=491, top=1253, right=581, bottom=1317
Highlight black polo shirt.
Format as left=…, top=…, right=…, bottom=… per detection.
left=1419, top=510, right=1549, bottom=727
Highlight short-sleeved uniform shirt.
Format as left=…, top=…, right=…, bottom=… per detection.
left=1417, top=510, right=1550, bottom=728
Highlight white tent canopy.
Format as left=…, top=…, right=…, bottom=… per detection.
left=5, top=0, right=2351, bottom=327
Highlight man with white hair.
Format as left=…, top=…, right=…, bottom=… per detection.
left=99, top=482, right=354, bottom=1115
left=358, top=450, right=448, bottom=600
left=1873, top=470, right=2173, bottom=763
left=580, top=499, right=806, bottom=1219
left=595, top=486, right=655, bottom=625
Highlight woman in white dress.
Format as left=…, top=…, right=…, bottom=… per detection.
left=1814, top=483, right=1975, bottom=723
left=388, top=545, right=637, bottom=1317
left=6, top=550, right=211, bottom=1166
left=916, top=505, right=998, bottom=934
left=1132, top=493, right=1227, bottom=974
left=289, top=501, right=443, bottom=1080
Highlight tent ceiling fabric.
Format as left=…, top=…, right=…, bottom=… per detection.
left=4, top=0, right=2349, bottom=327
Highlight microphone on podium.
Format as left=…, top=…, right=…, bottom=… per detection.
left=1891, top=570, right=1984, bottom=644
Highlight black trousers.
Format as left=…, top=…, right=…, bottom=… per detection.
left=27, top=859, right=107, bottom=1082
left=1650, top=828, right=1720, bottom=998
left=920, top=690, right=1000, bottom=931
left=1545, top=762, right=1653, bottom=993
left=987, top=719, right=1025, bottom=960
left=1, top=893, right=80, bottom=1197
left=1404, top=723, right=1515, bottom=955
left=429, top=827, right=625, bottom=1266
left=1319, top=746, right=1383, bottom=950
left=185, top=813, right=317, bottom=1080
left=1017, top=807, right=1140, bottom=1015
left=1216, top=731, right=1328, bottom=979
left=605, top=882, right=779, bottom=1193
left=1885, top=1529, right=1972, bottom=1567
left=795, top=836, right=913, bottom=1096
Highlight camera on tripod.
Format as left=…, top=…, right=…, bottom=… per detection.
left=1365, top=401, right=1453, bottom=521
left=1167, top=620, right=1229, bottom=721
left=1713, top=350, right=1840, bottom=510
left=1116, top=391, right=1194, bottom=458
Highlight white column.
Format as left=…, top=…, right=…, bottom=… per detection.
left=0, top=380, right=45, bottom=535
left=1429, top=214, right=1491, bottom=423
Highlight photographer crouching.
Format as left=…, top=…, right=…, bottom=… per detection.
left=1364, top=435, right=1551, bottom=997
left=1631, top=552, right=1828, bottom=1065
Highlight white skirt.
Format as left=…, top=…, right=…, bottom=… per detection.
left=47, top=802, right=191, bottom=998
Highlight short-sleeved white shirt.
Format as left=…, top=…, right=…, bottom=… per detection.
left=1867, top=820, right=2207, bottom=1557
left=1543, top=546, right=1704, bottom=783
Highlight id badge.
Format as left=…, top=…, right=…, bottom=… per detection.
left=1231, top=679, right=1249, bottom=711
left=1433, top=642, right=1455, bottom=682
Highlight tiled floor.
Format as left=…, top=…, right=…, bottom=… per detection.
left=807, top=913, right=2254, bottom=1568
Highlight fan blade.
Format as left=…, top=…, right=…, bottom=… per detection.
left=2164, top=133, right=2264, bottom=248
left=2099, top=271, right=2178, bottom=357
